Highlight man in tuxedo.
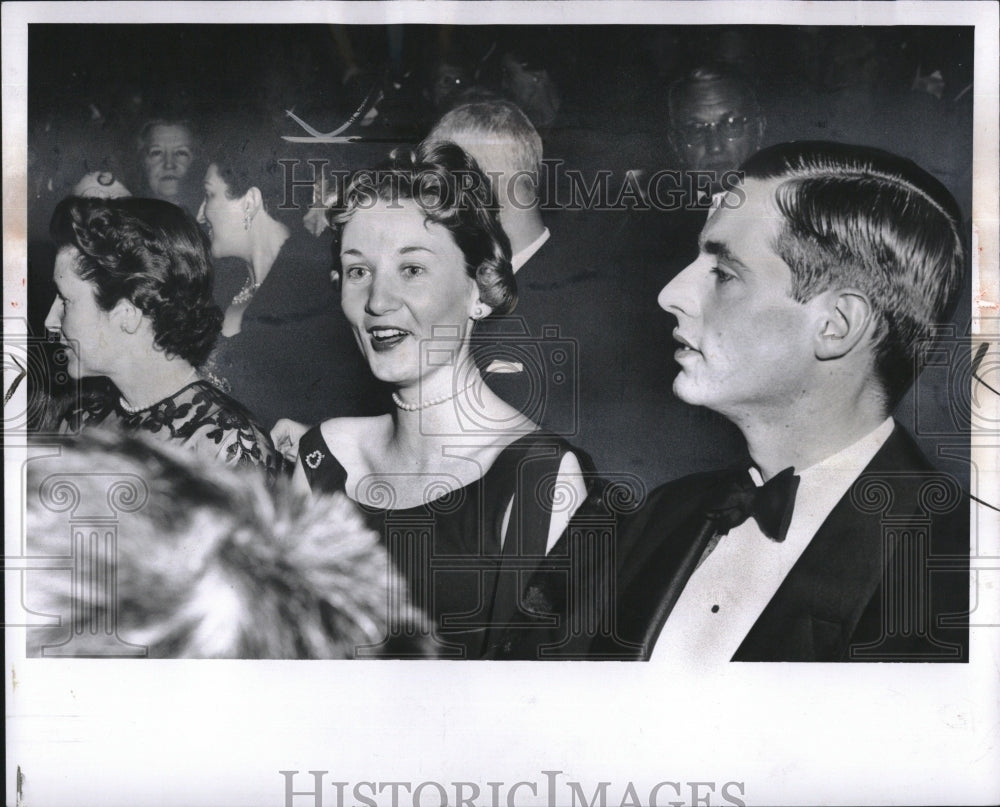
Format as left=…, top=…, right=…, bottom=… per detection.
left=426, top=101, right=659, bottom=482
left=511, top=141, right=971, bottom=663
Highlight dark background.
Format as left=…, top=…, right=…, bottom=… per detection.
left=26, top=23, right=975, bottom=482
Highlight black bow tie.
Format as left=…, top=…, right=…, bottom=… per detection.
left=706, top=467, right=801, bottom=543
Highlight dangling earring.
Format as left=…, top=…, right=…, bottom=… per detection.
left=243, top=213, right=252, bottom=231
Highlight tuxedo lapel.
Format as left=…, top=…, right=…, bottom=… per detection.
left=605, top=470, right=741, bottom=658
left=734, top=424, right=932, bottom=661
left=613, top=507, right=721, bottom=658
left=733, top=488, right=885, bottom=660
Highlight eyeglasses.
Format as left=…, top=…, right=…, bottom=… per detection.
left=674, top=115, right=754, bottom=147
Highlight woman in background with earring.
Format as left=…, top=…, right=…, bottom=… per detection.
left=293, top=142, right=594, bottom=659
left=198, top=130, right=384, bottom=432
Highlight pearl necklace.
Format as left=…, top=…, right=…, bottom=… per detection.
left=119, top=369, right=199, bottom=414
left=231, top=275, right=260, bottom=306
left=392, top=379, right=477, bottom=412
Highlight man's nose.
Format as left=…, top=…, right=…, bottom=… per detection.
left=44, top=298, right=63, bottom=332
left=658, top=259, right=703, bottom=317
left=163, top=150, right=177, bottom=170
left=704, top=124, right=725, bottom=155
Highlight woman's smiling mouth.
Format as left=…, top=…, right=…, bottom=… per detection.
left=368, top=326, right=410, bottom=352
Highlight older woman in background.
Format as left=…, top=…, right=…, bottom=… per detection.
left=198, top=132, right=384, bottom=430
left=44, top=195, right=279, bottom=478
left=136, top=118, right=202, bottom=215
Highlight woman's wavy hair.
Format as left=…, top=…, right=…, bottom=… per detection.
left=50, top=196, right=223, bottom=366
left=328, top=141, right=517, bottom=315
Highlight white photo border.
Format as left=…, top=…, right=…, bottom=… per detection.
left=5, top=3, right=999, bottom=806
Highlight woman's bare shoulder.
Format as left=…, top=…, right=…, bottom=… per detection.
left=318, top=415, right=392, bottom=463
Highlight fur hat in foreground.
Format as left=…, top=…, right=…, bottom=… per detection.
left=25, top=429, right=433, bottom=658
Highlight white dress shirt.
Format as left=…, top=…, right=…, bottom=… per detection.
left=650, top=418, right=896, bottom=665
left=511, top=227, right=550, bottom=273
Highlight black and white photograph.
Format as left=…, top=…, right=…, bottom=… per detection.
left=4, top=1, right=998, bottom=805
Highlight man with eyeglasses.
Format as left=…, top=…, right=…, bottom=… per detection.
left=667, top=64, right=766, bottom=183
left=592, top=64, right=764, bottom=490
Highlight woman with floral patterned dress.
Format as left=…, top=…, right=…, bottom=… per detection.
left=44, top=195, right=280, bottom=481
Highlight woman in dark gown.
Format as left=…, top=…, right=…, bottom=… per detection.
left=294, top=142, right=594, bottom=659
left=44, top=195, right=279, bottom=481
left=197, top=134, right=384, bottom=431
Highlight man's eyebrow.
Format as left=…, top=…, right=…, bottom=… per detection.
left=701, top=239, right=750, bottom=270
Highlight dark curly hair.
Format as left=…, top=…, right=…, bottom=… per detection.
left=49, top=196, right=223, bottom=366
left=329, top=141, right=517, bottom=315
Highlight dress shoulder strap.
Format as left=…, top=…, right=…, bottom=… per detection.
left=482, top=432, right=590, bottom=657
left=298, top=425, right=349, bottom=495
left=497, top=431, right=597, bottom=554
left=505, top=432, right=571, bottom=557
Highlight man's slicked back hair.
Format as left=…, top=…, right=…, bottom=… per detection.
left=742, top=141, right=965, bottom=408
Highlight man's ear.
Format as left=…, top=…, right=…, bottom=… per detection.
left=815, top=289, right=874, bottom=360
left=111, top=298, right=143, bottom=335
